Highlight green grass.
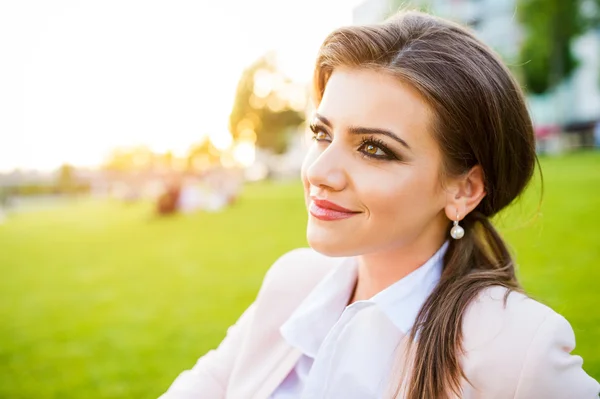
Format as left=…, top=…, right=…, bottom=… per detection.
left=0, top=152, right=598, bottom=398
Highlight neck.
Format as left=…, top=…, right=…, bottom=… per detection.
left=350, top=232, right=447, bottom=303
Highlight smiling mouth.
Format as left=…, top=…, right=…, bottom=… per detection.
left=309, top=199, right=361, bottom=221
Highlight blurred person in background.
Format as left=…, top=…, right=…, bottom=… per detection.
left=176, top=167, right=243, bottom=214
left=160, top=11, right=599, bottom=399
left=157, top=176, right=182, bottom=216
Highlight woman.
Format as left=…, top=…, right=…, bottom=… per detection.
left=160, top=11, right=599, bottom=399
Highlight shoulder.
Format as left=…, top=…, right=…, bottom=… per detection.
left=260, top=247, right=341, bottom=295
left=461, top=285, right=554, bottom=374
left=251, top=248, right=342, bottom=317
left=462, top=285, right=554, bottom=347
left=460, top=286, right=599, bottom=398
left=239, top=248, right=343, bottom=345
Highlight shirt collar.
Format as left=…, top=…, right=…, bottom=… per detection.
left=279, top=242, right=449, bottom=358
left=280, top=256, right=357, bottom=358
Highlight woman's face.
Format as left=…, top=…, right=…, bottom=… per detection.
left=301, top=67, right=449, bottom=257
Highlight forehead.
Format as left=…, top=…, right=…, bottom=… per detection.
left=318, top=67, right=434, bottom=147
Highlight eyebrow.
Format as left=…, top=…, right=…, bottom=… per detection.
left=314, top=113, right=411, bottom=151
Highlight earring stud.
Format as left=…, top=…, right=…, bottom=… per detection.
left=450, top=212, right=465, bottom=239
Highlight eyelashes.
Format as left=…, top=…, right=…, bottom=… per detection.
left=357, top=137, right=398, bottom=160
left=309, top=123, right=399, bottom=161
left=309, top=123, right=329, bottom=142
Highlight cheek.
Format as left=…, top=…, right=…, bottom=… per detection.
left=358, top=166, right=442, bottom=222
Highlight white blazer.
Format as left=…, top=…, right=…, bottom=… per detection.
left=160, top=248, right=600, bottom=398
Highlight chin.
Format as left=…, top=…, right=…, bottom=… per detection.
left=306, top=227, right=356, bottom=257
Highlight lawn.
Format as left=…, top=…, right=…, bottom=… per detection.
left=0, top=152, right=598, bottom=398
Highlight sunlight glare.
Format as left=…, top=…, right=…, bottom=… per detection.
left=0, top=0, right=358, bottom=171
left=233, top=141, right=256, bottom=167
left=209, top=130, right=233, bottom=151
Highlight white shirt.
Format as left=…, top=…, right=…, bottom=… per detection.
left=270, top=242, right=449, bottom=399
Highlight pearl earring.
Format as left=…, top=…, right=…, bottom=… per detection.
left=450, top=212, right=465, bottom=240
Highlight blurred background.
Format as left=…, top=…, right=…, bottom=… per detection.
left=0, top=0, right=598, bottom=397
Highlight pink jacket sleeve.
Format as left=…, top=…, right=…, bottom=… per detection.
left=158, top=302, right=256, bottom=399
left=514, top=311, right=600, bottom=398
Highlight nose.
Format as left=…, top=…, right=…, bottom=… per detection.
left=303, top=143, right=348, bottom=192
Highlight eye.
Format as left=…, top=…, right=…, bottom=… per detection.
left=357, top=137, right=397, bottom=160
left=314, top=130, right=329, bottom=141
left=309, top=123, right=331, bottom=142
left=360, top=142, right=387, bottom=157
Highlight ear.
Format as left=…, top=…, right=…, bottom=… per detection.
left=444, top=165, right=486, bottom=222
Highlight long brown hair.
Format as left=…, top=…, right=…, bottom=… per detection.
left=313, top=11, right=537, bottom=398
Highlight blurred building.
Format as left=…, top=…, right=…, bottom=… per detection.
left=353, top=0, right=600, bottom=131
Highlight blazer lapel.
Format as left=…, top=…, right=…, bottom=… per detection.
left=251, top=345, right=302, bottom=399
left=226, top=331, right=302, bottom=399
left=227, top=251, right=343, bottom=399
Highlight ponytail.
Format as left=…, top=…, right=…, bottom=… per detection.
left=396, top=212, right=522, bottom=398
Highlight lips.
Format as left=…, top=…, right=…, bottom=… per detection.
left=309, top=199, right=360, bottom=221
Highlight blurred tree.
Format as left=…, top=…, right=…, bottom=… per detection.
left=103, top=146, right=154, bottom=172
left=57, top=163, right=76, bottom=193
left=103, top=148, right=135, bottom=172
left=56, top=163, right=89, bottom=194
left=388, top=0, right=426, bottom=15
left=587, top=0, right=600, bottom=28
left=186, top=138, right=220, bottom=172
left=517, top=0, right=600, bottom=94
left=229, top=52, right=305, bottom=154
left=161, top=151, right=174, bottom=171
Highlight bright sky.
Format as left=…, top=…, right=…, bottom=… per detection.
left=0, top=0, right=363, bottom=172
